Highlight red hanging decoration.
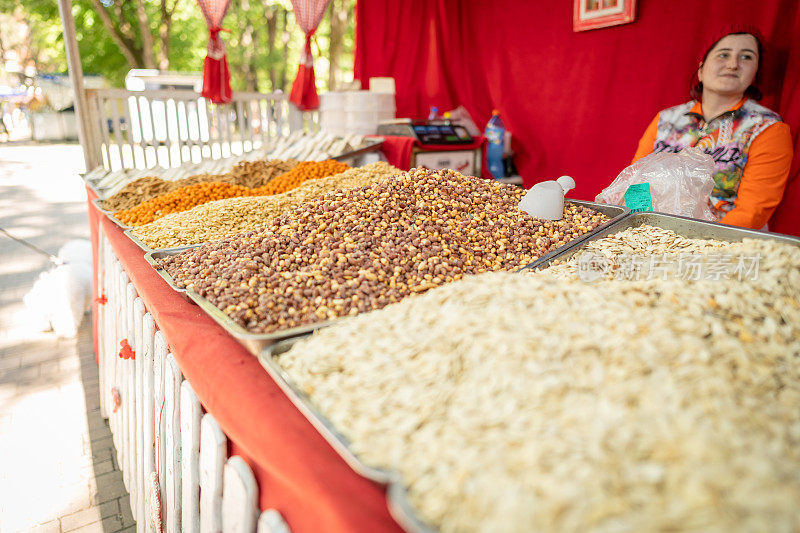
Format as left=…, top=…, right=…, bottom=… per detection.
left=119, top=339, right=135, bottom=360
left=197, top=0, right=233, bottom=104
left=289, top=0, right=332, bottom=111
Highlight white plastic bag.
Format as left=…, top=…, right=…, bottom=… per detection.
left=596, top=149, right=719, bottom=221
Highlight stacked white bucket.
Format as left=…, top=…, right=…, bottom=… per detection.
left=319, top=90, right=396, bottom=136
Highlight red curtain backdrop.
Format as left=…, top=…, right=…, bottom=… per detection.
left=355, top=0, right=800, bottom=235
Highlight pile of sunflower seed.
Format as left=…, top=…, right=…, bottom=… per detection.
left=276, top=231, right=800, bottom=532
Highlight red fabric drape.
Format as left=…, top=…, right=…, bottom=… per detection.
left=355, top=0, right=800, bottom=235
left=197, top=0, right=232, bottom=103
left=289, top=0, right=332, bottom=110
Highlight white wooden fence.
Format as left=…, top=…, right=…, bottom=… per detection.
left=98, top=226, right=291, bottom=532
left=85, top=88, right=319, bottom=172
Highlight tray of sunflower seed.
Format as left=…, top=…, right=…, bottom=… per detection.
left=522, top=211, right=800, bottom=280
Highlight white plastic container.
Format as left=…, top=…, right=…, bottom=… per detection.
left=344, top=91, right=395, bottom=135
left=368, top=77, right=396, bottom=94
left=518, top=176, right=576, bottom=221
left=344, top=91, right=396, bottom=113
left=319, top=91, right=347, bottom=111
left=319, top=110, right=348, bottom=136
left=319, top=92, right=350, bottom=136
left=320, top=90, right=396, bottom=136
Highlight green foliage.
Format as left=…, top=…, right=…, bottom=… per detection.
left=2, top=0, right=354, bottom=92
left=224, top=0, right=300, bottom=92
left=0, top=0, right=65, bottom=74
left=72, top=1, right=135, bottom=82
left=165, top=2, right=207, bottom=76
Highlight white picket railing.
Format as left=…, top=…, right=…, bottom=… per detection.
left=85, top=88, right=319, bottom=172
left=97, top=227, right=292, bottom=532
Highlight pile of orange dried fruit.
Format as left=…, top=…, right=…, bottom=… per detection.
left=114, top=182, right=252, bottom=226
left=114, top=160, right=351, bottom=226
left=251, top=160, right=350, bottom=196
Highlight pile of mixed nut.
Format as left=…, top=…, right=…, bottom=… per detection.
left=132, top=162, right=404, bottom=249
left=100, top=159, right=300, bottom=211
left=159, top=168, right=609, bottom=333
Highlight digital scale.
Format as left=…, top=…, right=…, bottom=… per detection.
left=377, top=119, right=474, bottom=145
left=377, top=119, right=480, bottom=175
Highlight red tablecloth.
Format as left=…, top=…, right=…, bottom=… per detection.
left=87, top=188, right=402, bottom=533
left=377, top=134, right=490, bottom=178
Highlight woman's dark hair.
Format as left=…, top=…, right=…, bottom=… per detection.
left=690, top=32, right=763, bottom=101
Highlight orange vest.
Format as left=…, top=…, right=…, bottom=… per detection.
left=633, top=99, right=793, bottom=229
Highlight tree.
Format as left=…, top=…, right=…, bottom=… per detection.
left=85, top=0, right=186, bottom=70
left=0, top=0, right=356, bottom=93
left=326, top=0, right=353, bottom=91
left=0, top=3, right=62, bottom=79
left=0, top=0, right=206, bottom=85
left=223, top=0, right=301, bottom=94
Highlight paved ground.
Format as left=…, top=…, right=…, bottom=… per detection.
left=0, top=143, right=135, bottom=532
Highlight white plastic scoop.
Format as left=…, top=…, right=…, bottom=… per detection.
left=518, top=175, right=576, bottom=220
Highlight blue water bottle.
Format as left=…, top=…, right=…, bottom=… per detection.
left=485, top=110, right=505, bottom=179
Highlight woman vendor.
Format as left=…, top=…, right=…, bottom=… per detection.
left=632, top=26, right=793, bottom=229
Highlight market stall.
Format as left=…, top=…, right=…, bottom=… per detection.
left=87, top=162, right=800, bottom=531
left=77, top=1, right=800, bottom=529
left=84, top=128, right=800, bottom=532
left=85, top=147, right=626, bottom=531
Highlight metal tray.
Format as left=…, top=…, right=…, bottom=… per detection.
left=187, top=290, right=341, bottom=354
left=92, top=197, right=131, bottom=229
left=82, top=168, right=120, bottom=198
left=259, top=336, right=394, bottom=483
left=127, top=198, right=624, bottom=267
left=259, top=337, right=435, bottom=533
left=82, top=168, right=135, bottom=200
left=331, top=138, right=385, bottom=162
left=511, top=199, right=629, bottom=272
left=84, top=176, right=108, bottom=200
left=387, top=483, right=435, bottom=533
left=528, top=198, right=631, bottom=266
left=144, top=245, right=201, bottom=303
left=145, top=246, right=341, bottom=349
left=124, top=228, right=155, bottom=253
left=141, top=198, right=625, bottom=354
left=522, top=211, right=800, bottom=272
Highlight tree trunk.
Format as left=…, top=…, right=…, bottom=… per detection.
left=158, top=0, right=175, bottom=70
left=89, top=0, right=144, bottom=68
left=248, top=26, right=260, bottom=92
left=279, top=7, right=289, bottom=92
left=20, top=15, right=36, bottom=75
left=264, top=4, right=278, bottom=92
left=327, top=0, right=348, bottom=91
left=158, top=21, right=171, bottom=70
left=136, top=0, right=156, bottom=69
left=240, top=0, right=258, bottom=91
